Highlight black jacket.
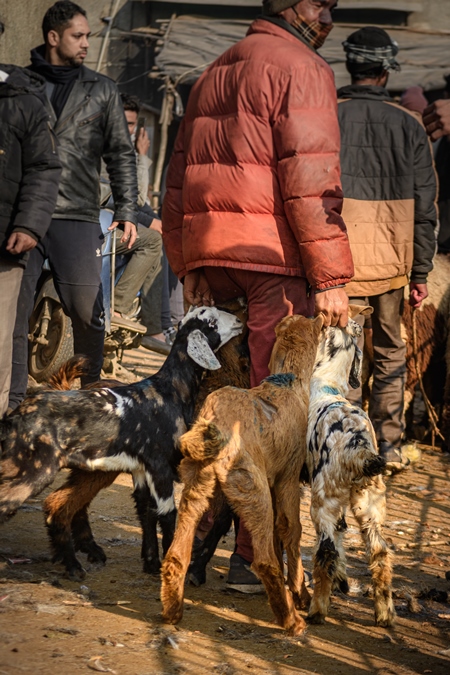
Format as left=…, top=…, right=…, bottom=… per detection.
left=0, top=64, right=61, bottom=266
left=338, top=85, right=437, bottom=297
left=29, top=47, right=138, bottom=225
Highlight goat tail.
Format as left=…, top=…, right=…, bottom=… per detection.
left=180, top=418, right=231, bottom=462
left=0, top=475, right=34, bottom=524
left=48, top=355, right=91, bottom=391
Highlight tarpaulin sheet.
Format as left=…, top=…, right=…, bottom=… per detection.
left=154, top=15, right=450, bottom=91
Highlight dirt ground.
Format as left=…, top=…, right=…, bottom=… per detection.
left=1, top=346, right=450, bottom=675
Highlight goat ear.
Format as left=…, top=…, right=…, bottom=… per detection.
left=314, top=313, right=325, bottom=330
left=349, top=344, right=363, bottom=389
left=268, top=346, right=285, bottom=374
left=348, top=304, right=373, bottom=319
left=274, top=315, right=296, bottom=338
left=187, top=330, right=221, bottom=370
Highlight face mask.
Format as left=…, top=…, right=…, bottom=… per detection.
left=291, top=9, right=334, bottom=50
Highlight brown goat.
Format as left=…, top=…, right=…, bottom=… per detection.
left=41, top=298, right=249, bottom=577
left=161, top=314, right=324, bottom=636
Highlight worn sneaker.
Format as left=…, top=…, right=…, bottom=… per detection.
left=226, top=553, right=265, bottom=594
left=163, top=326, right=177, bottom=347
left=378, top=441, right=410, bottom=474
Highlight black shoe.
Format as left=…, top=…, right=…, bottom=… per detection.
left=226, top=553, right=265, bottom=594
left=378, top=441, right=410, bottom=474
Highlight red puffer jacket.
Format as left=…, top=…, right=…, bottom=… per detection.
left=162, top=18, right=354, bottom=290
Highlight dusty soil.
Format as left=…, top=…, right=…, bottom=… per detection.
left=1, top=346, right=450, bottom=675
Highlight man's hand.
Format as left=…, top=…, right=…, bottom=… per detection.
left=6, top=232, right=38, bottom=255
left=135, top=128, right=150, bottom=156
left=183, top=269, right=214, bottom=307
left=423, top=99, right=450, bottom=141
left=314, top=287, right=349, bottom=327
left=150, top=218, right=162, bottom=235
left=109, top=220, right=137, bottom=249
left=409, top=282, right=428, bottom=309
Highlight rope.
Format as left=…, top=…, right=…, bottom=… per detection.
left=411, top=307, right=445, bottom=447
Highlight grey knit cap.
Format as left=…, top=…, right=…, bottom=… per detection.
left=262, top=0, right=299, bottom=16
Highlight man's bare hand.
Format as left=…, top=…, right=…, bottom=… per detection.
left=314, top=287, right=349, bottom=327
left=135, top=128, right=150, bottom=156
left=109, top=220, right=137, bottom=249
left=6, top=232, right=37, bottom=255
left=183, top=269, right=214, bottom=307
left=150, top=218, right=162, bottom=235
left=409, top=282, right=428, bottom=309
left=423, top=99, right=450, bottom=141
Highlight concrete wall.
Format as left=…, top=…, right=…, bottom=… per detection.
left=0, top=0, right=118, bottom=67
left=409, top=1, right=450, bottom=31
left=338, top=0, right=450, bottom=31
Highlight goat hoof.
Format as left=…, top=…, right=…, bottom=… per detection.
left=286, top=613, right=307, bottom=636
left=306, top=612, right=326, bottom=625
left=188, top=562, right=206, bottom=587
left=338, top=578, right=349, bottom=595
left=85, top=544, right=107, bottom=565
left=143, top=558, right=161, bottom=575
left=293, top=588, right=311, bottom=610
left=375, top=607, right=396, bottom=628
left=161, top=607, right=183, bottom=625
left=65, top=565, right=86, bottom=581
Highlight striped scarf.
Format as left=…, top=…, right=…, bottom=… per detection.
left=291, top=9, right=333, bottom=50
left=342, top=41, right=401, bottom=72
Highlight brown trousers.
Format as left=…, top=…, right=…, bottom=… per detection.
left=203, top=267, right=315, bottom=563
left=0, top=260, right=23, bottom=417
left=348, top=288, right=406, bottom=449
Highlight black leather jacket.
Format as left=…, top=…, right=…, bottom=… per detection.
left=29, top=49, right=138, bottom=225
left=0, top=64, right=61, bottom=265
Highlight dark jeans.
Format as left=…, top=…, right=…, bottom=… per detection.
left=114, top=225, right=162, bottom=317
left=348, top=288, right=406, bottom=448
left=161, top=249, right=184, bottom=331
left=9, top=220, right=104, bottom=409
left=141, top=247, right=184, bottom=335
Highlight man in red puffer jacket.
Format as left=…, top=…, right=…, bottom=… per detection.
left=162, top=0, right=354, bottom=592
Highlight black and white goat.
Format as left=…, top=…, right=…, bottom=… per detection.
left=306, top=305, right=395, bottom=627
left=0, top=306, right=242, bottom=578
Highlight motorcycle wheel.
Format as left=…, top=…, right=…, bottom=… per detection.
left=29, top=300, right=74, bottom=382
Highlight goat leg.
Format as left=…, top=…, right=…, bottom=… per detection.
left=162, top=462, right=217, bottom=624
left=221, top=476, right=306, bottom=636
left=43, top=469, right=118, bottom=579
left=351, top=477, right=395, bottom=627
left=307, top=494, right=342, bottom=626
left=273, top=479, right=311, bottom=610
left=188, top=500, right=234, bottom=587
left=132, top=484, right=161, bottom=574
left=71, top=506, right=107, bottom=564
left=331, top=514, right=350, bottom=595
left=159, top=508, right=177, bottom=557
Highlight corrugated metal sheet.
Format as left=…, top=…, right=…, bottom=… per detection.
left=154, top=15, right=450, bottom=91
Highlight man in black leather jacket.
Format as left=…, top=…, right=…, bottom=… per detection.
left=9, top=1, right=138, bottom=408
left=0, top=63, right=61, bottom=417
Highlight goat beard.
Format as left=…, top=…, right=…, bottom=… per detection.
left=291, top=12, right=333, bottom=50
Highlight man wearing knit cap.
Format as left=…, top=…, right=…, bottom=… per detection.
left=162, top=0, right=353, bottom=591
left=338, top=27, right=437, bottom=472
